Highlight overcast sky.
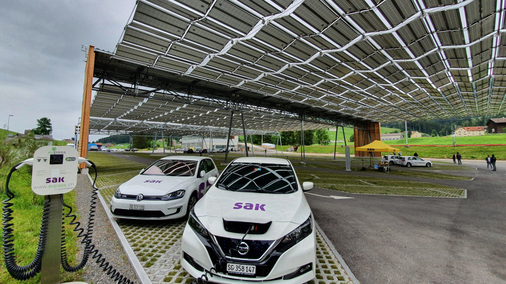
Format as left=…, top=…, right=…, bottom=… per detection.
left=0, top=0, right=136, bottom=140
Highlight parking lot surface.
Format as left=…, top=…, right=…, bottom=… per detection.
left=81, top=154, right=506, bottom=284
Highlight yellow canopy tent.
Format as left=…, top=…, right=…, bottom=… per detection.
left=355, top=140, right=400, bottom=153
left=355, top=140, right=401, bottom=168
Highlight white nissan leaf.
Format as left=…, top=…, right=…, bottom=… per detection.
left=181, top=157, right=316, bottom=283
left=110, top=156, right=218, bottom=220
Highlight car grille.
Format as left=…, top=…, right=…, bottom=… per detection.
left=117, top=194, right=163, bottom=201
left=215, top=236, right=274, bottom=260
left=223, top=220, right=271, bottom=234
left=113, top=208, right=171, bottom=218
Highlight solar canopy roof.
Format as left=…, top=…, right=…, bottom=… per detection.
left=90, top=0, right=506, bottom=136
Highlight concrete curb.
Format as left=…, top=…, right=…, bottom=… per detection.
left=316, top=222, right=360, bottom=284
left=85, top=172, right=151, bottom=284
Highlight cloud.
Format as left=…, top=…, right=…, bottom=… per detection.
left=0, top=0, right=135, bottom=140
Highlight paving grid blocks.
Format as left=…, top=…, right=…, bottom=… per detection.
left=115, top=214, right=354, bottom=283
left=95, top=161, right=356, bottom=283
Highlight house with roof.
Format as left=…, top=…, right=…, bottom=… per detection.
left=454, top=126, right=485, bottom=137
left=486, top=118, right=506, bottom=133
left=381, top=133, right=403, bottom=141
left=410, top=131, right=424, bottom=138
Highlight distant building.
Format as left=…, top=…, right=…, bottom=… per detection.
left=410, top=131, right=423, bottom=138
left=486, top=118, right=506, bottom=133
left=381, top=133, right=403, bottom=141
left=454, top=126, right=485, bottom=137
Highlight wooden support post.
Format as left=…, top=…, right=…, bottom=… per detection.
left=78, top=46, right=94, bottom=168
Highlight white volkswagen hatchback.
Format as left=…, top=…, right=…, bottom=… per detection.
left=181, top=157, right=316, bottom=283
left=110, top=156, right=218, bottom=220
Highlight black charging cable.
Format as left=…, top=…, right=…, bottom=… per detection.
left=59, top=160, right=134, bottom=283
left=2, top=161, right=50, bottom=280
left=3, top=159, right=134, bottom=283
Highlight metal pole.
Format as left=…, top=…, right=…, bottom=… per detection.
left=41, top=195, right=62, bottom=284
left=225, top=111, right=234, bottom=162
left=210, top=129, right=213, bottom=153
left=152, top=132, right=157, bottom=154
left=7, top=114, right=13, bottom=133
left=301, top=118, right=305, bottom=162
left=342, top=126, right=347, bottom=146
left=250, top=135, right=255, bottom=156
left=162, top=132, right=166, bottom=154
left=279, top=133, right=283, bottom=154
left=405, top=120, right=409, bottom=147
left=333, top=125, right=338, bottom=160
left=241, top=112, right=249, bottom=157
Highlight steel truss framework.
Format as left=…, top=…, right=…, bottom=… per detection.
left=90, top=0, right=506, bottom=136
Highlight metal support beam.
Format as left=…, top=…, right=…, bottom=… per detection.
left=162, top=132, right=166, bottom=154
left=342, top=126, right=347, bottom=147
left=334, top=125, right=338, bottom=160
left=225, top=111, right=234, bottom=162
left=301, top=118, right=305, bottom=162
left=279, top=133, right=283, bottom=154
left=241, top=112, right=249, bottom=157
left=152, top=132, right=157, bottom=154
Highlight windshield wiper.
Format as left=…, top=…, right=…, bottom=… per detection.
left=217, top=182, right=235, bottom=191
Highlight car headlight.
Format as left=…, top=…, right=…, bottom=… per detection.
left=188, top=209, right=210, bottom=239
left=276, top=215, right=313, bottom=253
left=161, top=189, right=185, bottom=201
left=114, top=188, right=127, bottom=199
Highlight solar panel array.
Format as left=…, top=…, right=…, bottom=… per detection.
left=90, top=0, right=506, bottom=135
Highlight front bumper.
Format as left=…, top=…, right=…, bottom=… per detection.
left=180, top=225, right=316, bottom=283
left=110, top=196, right=187, bottom=220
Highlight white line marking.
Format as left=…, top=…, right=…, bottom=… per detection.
left=306, top=192, right=354, bottom=200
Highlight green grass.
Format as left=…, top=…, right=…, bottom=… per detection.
left=384, top=133, right=506, bottom=146
left=93, top=151, right=468, bottom=198
left=295, top=168, right=466, bottom=198
left=0, top=168, right=83, bottom=283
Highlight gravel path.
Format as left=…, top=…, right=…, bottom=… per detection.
left=75, top=172, right=139, bottom=283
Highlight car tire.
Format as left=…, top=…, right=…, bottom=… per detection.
left=407, top=163, right=412, bottom=168
left=186, top=192, right=198, bottom=217
left=389, top=161, right=394, bottom=165
left=426, top=163, right=431, bottom=167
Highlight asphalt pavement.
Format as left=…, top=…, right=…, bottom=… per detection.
left=306, top=159, right=506, bottom=284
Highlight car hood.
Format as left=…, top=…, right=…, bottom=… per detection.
left=118, top=175, right=193, bottom=195
left=194, top=187, right=311, bottom=238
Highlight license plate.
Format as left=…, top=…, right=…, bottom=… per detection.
left=227, top=263, right=256, bottom=276
left=129, top=204, right=145, bottom=210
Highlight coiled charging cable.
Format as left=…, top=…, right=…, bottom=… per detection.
left=2, top=160, right=49, bottom=280
left=59, top=160, right=134, bottom=283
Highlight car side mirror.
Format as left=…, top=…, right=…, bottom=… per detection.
left=208, top=176, right=217, bottom=185
left=302, top=181, right=314, bottom=192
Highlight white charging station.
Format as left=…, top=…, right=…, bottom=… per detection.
left=31, top=146, right=79, bottom=196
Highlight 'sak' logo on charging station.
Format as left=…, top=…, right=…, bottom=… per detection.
left=46, top=177, right=65, bottom=183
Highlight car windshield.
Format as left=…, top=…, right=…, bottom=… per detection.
left=216, top=162, right=297, bottom=194
left=142, top=160, right=197, bottom=176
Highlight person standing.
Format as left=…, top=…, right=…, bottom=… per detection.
left=491, top=154, right=497, bottom=171
left=456, top=152, right=462, bottom=165
left=452, top=154, right=456, bottom=164
left=486, top=155, right=491, bottom=169
left=414, top=152, right=418, bottom=157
